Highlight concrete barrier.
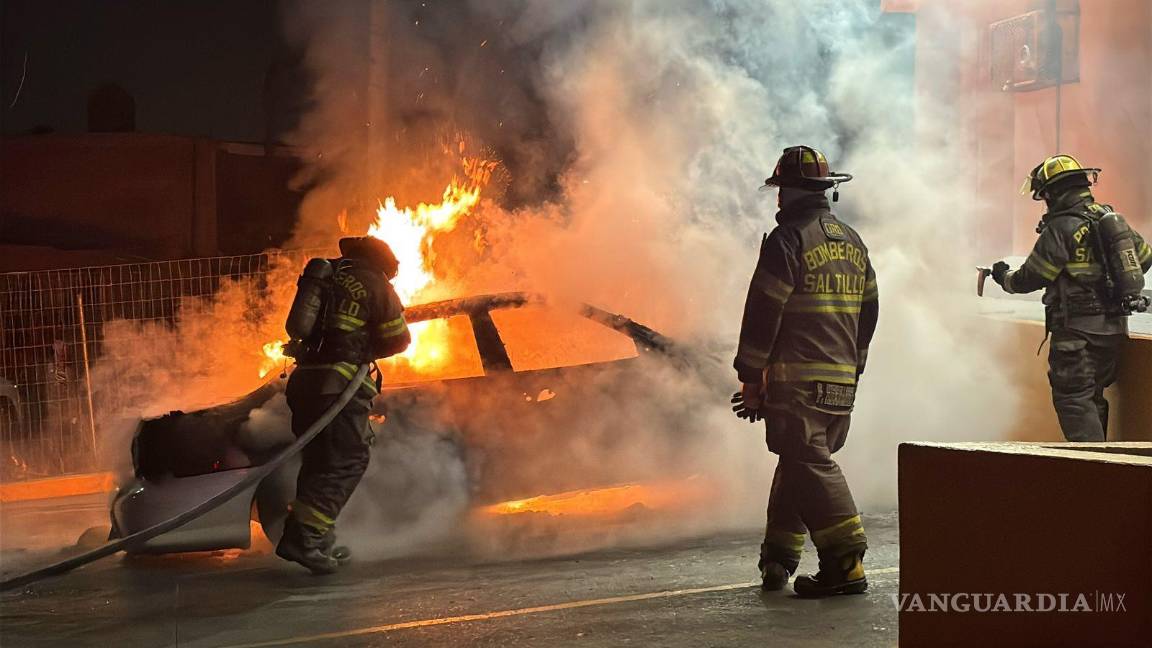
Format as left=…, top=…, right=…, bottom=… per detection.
left=984, top=318, right=1152, bottom=442
left=899, top=442, right=1152, bottom=647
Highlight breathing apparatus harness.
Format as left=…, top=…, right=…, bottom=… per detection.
left=1025, top=156, right=1148, bottom=324
left=283, top=257, right=337, bottom=361
left=283, top=256, right=385, bottom=391
left=1039, top=204, right=1149, bottom=319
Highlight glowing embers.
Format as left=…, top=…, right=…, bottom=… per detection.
left=481, top=477, right=714, bottom=518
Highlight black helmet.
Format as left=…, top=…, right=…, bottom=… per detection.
left=339, top=236, right=399, bottom=279
left=760, top=145, right=853, bottom=192
left=1022, top=154, right=1100, bottom=201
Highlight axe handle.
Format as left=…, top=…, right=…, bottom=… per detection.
left=977, top=267, right=992, bottom=297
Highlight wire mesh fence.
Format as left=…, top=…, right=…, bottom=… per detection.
left=0, top=253, right=301, bottom=482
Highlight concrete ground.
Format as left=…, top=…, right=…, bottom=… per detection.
left=1, top=495, right=899, bottom=648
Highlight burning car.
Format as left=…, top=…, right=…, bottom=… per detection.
left=109, top=292, right=707, bottom=554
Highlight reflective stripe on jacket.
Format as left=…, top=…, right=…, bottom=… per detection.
left=297, top=257, right=411, bottom=366
left=294, top=360, right=379, bottom=396
left=734, top=194, right=878, bottom=389
left=1004, top=196, right=1152, bottom=334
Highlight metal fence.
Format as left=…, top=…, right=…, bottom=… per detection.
left=0, top=254, right=291, bottom=482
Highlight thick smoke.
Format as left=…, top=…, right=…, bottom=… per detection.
left=273, top=0, right=1023, bottom=557
left=1, top=0, right=1026, bottom=572
left=89, top=260, right=301, bottom=476
left=466, top=0, right=1019, bottom=510
left=32, top=0, right=1011, bottom=562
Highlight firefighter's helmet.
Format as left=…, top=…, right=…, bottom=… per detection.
left=339, top=236, right=399, bottom=279
left=1022, top=154, right=1100, bottom=201
left=760, top=145, right=853, bottom=192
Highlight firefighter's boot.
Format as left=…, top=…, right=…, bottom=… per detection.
left=276, top=516, right=339, bottom=575
left=793, top=552, right=868, bottom=598
left=759, top=527, right=803, bottom=591
left=322, top=530, right=352, bottom=566
left=760, top=562, right=791, bottom=591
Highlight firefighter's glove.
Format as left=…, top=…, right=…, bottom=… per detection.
left=731, top=386, right=764, bottom=424
left=991, top=261, right=1010, bottom=287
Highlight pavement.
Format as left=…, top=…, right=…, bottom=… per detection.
left=0, top=492, right=111, bottom=558
left=0, top=494, right=900, bottom=648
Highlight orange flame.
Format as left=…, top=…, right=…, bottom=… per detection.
left=366, top=161, right=493, bottom=376
left=481, top=478, right=715, bottom=518
left=367, top=183, right=481, bottom=303
left=259, top=339, right=286, bottom=379
left=259, top=158, right=494, bottom=380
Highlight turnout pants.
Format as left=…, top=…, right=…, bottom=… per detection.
left=759, top=403, right=866, bottom=573
left=1048, top=329, right=1124, bottom=442
left=285, top=370, right=372, bottom=540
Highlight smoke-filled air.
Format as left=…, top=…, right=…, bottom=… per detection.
left=86, top=0, right=1020, bottom=560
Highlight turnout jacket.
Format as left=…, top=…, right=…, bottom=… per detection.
left=296, top=257, right=411, bottom=395
left=734, top=195, right=878, bottom=410
left=1004, top=193, right=1152, bottom=335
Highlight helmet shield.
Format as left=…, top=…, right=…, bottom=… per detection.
left=760, top=145, right=853, bottom=192
left=1022, top=154, right=1100, bottom=200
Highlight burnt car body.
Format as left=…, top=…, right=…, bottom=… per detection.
left=110, top=292, right=703, bottom=554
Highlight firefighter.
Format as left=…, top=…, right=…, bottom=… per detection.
left=991, top=155, right=1152, bottom=442
left=732, top=145, right=877, bottom=598
left=277, top=236, right=411, bottom=574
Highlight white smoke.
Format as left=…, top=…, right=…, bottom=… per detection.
left=281, top=0, right=1021, bottom=555
left=469, top=0, right=1018, bottom=507
left=340, top=420, right=472, bottom=560
left=236, top=392, right=294, bottom=453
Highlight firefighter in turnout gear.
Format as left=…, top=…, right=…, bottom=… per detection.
left=732, top=146, right=877, bottom=597
left=992, top=155, right=1152, bottom=442
left=276, top=236, right=411, bottom=574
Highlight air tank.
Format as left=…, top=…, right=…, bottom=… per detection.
left=1097, top=212, right=1148, bottom=314
left=285, top=258, right=334, bottom=342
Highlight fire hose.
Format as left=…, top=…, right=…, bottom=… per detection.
left=0, top=364, right=371, bottom=592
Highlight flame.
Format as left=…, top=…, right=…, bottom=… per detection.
left=259, top=340, right=286, bottom=379
left=258, top=158, right=494, bottom=380
left=366, top=182, right=481, bottom=303
left=481, top=478, right=715, bottom=518
left=386, top=319, right=450, bottom=372
left=366, top=160, right=493, bottom=376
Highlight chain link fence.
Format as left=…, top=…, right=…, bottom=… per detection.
left=0, top=253, right=298, bottom=482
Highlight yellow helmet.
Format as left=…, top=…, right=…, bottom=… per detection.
left=1022, top=154, right=1100, bottom=201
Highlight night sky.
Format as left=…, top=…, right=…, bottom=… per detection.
left=0, top=0, right=301, bottom=141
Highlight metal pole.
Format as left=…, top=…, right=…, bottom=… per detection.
left=1047, top=0, right=1062, bottom=153
left=75, top=293, right=98, bottom=460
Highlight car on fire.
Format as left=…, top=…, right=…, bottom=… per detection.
left=109, top=292, right=707, bottom=553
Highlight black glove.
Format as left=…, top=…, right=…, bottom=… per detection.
left=991, top=261, right=1010, bottom=287
left=731, top=391, right=763, bottom=424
